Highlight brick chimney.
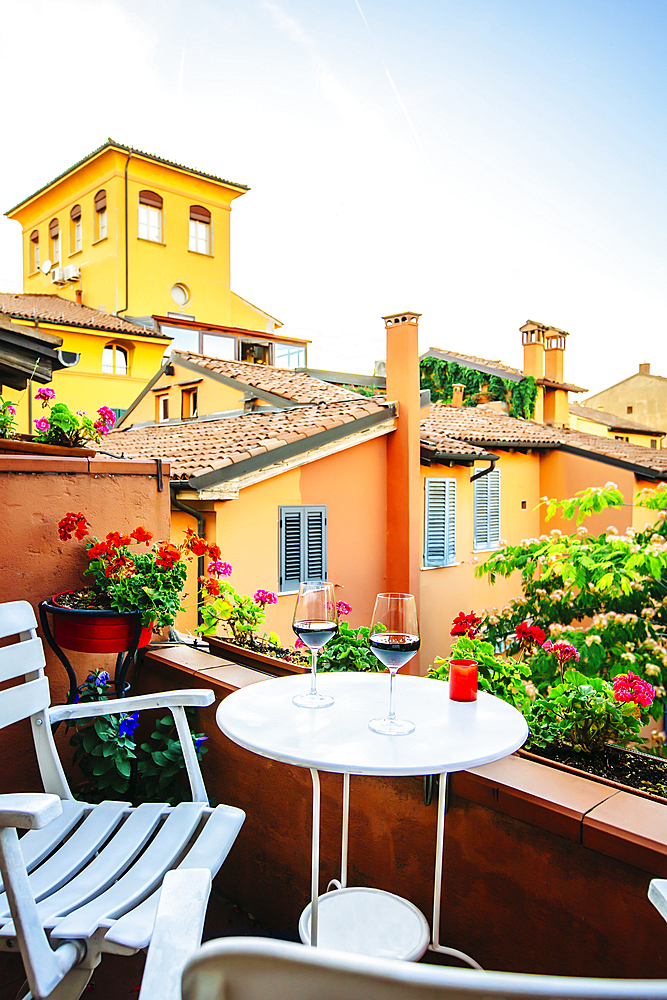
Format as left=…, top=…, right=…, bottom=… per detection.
left=451, top=383, right=465, bottom=407
left=384, top=311, right=421, bottom=669
left=640, top=362, right=651, bottom=375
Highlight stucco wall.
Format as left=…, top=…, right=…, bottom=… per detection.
left=0, top=453, right=170, bottom=795
left=586, top=373, right=667, bottom=438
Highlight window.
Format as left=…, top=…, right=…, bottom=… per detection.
left=49, top=218, right=60, bottom=265
left=614, top=435, right=629, bottom=442
left=202, top=334, right=235, bottom=360
left=138, top=191, right=163, bottom=242
left=627, top=406, right=633, bottom=414
left=30, top=230, right=40, bottom=272
left=102, top=344, right=129, bottom=375
left=170, top=283, right=190, bottom=308
left=160, top=324, right=200, bottom=354
left=241, top=340, right=270, bottom=364
left=279, top=506, right=327, bottom=593
left=474, top=469, right=501, bottom=551
left=651, top=440, right=658, bottom=449
left=189, top=206, right=211, bottom=254
left=424, top=478, right=456, bottom=567
left=156, top=394, right=169, bottom=422
left=95, top=190, right=107, bottom=240
left=70, top=205, right=82, bottom=254
left=181, top=388, right=198, bottom=419
left=274, top=343, right=306, bottom=369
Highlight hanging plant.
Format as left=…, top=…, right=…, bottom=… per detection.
left=420, top=358, right=537, bottom=420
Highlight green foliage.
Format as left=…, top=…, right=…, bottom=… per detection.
left=527, top=669, right=642, bottom=753
left=87, top=546, right=188, bottom=629
left=317, top=622, right=383, bottom=672
left=419, top=358, right=537, bottom=419
left=427, top=634, right=532, bottom=712
left=196, top=583, right=268, bottom=641
left=138, top=714, right=208, bottom=806
left=0, top=396, right=17, bottom=439
left=476, top=483, right=667, bottom=720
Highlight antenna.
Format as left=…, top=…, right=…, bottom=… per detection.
left=40, top=259, right=52, bottom=275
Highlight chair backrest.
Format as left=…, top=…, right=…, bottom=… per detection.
left=0, top=601, right=71, bottom=799
left=181, top=938, right=667, bottom=1000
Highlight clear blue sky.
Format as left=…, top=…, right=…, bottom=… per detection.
left=2, top=0, right=666, bottom=395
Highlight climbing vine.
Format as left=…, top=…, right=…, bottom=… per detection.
left=419, top=358, right=537, bottom=420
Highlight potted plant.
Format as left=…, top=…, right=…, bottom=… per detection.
left=0, top=387, right=116, bottom=456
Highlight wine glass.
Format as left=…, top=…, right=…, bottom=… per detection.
left=368, top=593, right=419, bottom=735
left=292, top=581, right=338, bottom=709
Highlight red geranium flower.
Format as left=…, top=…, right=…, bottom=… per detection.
left=208, top=543, right=222, bottom=561
left=515, top=622, right=546, bottom=651
left=451, top=611, right=482, bottom=638
left=130, top=526, right=153, bottom=545
left=87, top=541, right=111, bottom=561
left=106, top=531, right=131, bottom=549
left=156, top=543, right=182, bottom=570
left=613, top=672, right=654, bottom=709
left=58, top=512, right=89, bottom=541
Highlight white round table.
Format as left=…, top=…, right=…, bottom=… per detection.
left=217, top=672, right=528, bottom=963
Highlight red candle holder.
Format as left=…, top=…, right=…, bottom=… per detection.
left=449, top=658, right=478, bottom=702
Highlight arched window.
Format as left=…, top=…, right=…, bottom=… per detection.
left=189, top=205, right=211, bottom=254
left=70, top=204, right=82, bottom=254
left=30, top=230, right=40, bottom=273
left=102, top=343, right=129, bottom=375
left=95, top=189, right=107, bottom=240
left=49, top=218, right=60, bottom=265
left=138, top=191, right=163, bottom=242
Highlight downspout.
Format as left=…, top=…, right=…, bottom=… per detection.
left=170, top=484, right=205, bottom=626
left=116, top=151, right=132, bottom=316
left=470, top=456, right=498, bottom=483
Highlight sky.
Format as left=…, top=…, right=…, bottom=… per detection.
left=1, top=0, right=666, bottom=395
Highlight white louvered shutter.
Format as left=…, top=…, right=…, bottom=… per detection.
left=279, top=506, right=327, bottom=592
left=424, top=478, right=456, bottom=567
left=488, top=470, right=501, bottom=547
left=474, top=470, right=500, bottom=550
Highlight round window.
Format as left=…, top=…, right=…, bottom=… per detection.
left=170, top=283, right=190, bottom=307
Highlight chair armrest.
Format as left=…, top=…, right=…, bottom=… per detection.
left=0, top=793, right=62, bottom=830
left=49, top=689, right=214, bottom=724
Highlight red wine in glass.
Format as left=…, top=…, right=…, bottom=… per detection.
left=292, top=582, right=338, bottom=709
left=368, top=594, right=419, bottom=735
left=369, top=633, right=420, bottom=670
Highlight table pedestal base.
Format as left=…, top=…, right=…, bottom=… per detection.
left=299, top=887, right=430, bottom=962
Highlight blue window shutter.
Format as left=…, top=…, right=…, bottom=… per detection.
left=279, top=505, right=327, bottom=591
left=424, top=478, right=456, bottom=567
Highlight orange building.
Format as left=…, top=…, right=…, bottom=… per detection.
left=108, top=316, right=667, bottom=671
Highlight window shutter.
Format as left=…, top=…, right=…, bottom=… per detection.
left=424, top=478, right=456, bottom=567
left=70, top=204, right=82, bottom=221
left=49, top=219, right=59, bottom=238
left=279, top=505, right=327, bottom=592
left=190, top=205, right=211, bottom=223
left=30, top=230, right=39, bottom=243
left=488, top=469, right=501, bottom=546
left=139, top=190, right=163, bottom=209
left=474, top=476, right=489, bottom=550
left=95, top=189, right=107, bottom=212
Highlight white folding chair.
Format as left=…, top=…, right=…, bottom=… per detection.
left=0, top=600, right=245, bottom=1000
left=181, top=937, right=667, bottom=1000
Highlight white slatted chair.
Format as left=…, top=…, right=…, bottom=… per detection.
left=181, top=937, right=667, bottom=1000
left=0, top=600, right=245, bottom=1000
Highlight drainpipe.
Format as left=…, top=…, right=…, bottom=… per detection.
left=470, top=456, right=498, bottom=483
left=116, top=151, right=132, bottom=316
left=170, top=484, right=205, bottom=626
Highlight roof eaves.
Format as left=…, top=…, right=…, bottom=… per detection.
left=180, top=406, right=397, bottom=491
left=558, top=443, right=667, bottom=481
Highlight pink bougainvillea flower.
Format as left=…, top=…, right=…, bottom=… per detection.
left=254, top=589, right=278, bottom=606
left=450, top=611, right=482, bottom=638
left=613, top=671, right=654, bottom=709
left=35, top=387, right=55, bottom=402
left=336, top=601, right=352, bottom=616
left=34, top=417, right=50, bottom=432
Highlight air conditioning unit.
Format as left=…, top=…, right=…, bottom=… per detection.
left=50, top=268, right=66, bottom=285
left=63, top=265, right=81, bottom=282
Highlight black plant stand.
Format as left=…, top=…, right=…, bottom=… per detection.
left=38, top=600, right=144, bottom=703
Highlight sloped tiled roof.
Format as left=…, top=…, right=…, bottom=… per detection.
left=420, top=403, right=667, bottom=476
left=0, top=293, right=164, bottom=337
left=108, top=398, right=390, bottom=482
left=422, top=347, right=525, bottom=379
left=173, top=351, right=362, bottom=405
left=570, top=403, right=665, bottom=436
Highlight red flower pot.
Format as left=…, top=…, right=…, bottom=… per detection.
left=46, top=592, right=153, bottom=653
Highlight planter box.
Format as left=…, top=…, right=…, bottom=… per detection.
left=517, top=746, right=667, bottom=807
left=0, top=437, right=96, bottom=458
left=206, top=635, right=307, bottom=677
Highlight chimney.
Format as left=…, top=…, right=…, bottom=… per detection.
left=75, top=289, right=82, bottom=305
left=520, top=321, right=545, bottom=422
left=640, top=362, right=651, bottom=375
left=384, top=311, right=421, bottom=669
left=544, top=328, right=567, bottom=384
left=451, top=383, right=465, bottom=407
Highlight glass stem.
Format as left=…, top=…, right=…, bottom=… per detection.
left=310, top=649, right=318, bottom=696
left=388, top=669, right=397, bottom=722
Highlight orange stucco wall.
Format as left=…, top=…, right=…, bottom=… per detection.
left=0, top=454, right=170, bottom=795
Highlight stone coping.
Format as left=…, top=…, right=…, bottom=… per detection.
left=143, top=644, right=667, bottom=877
left=0, top=454, right=170, bottom=475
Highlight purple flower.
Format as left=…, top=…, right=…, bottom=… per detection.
left=35, top=387, right=55, bottom=402
left=194, top=735, right=209, bottom=752
left=254, top=589, right=278, bottom=606
left=34, top=417, right=50, bottom=432
left=96, top=671, right=110, bottom=687
left=119, top=711, right=139, bottom=738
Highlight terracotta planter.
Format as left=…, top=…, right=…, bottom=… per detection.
left=517, top=745, right=667, bottom=806
left=0, top=437, right=95, bottom=458
left=206, top=635, right=307, bottom=677
left=43, top=592, right=153, bottom=653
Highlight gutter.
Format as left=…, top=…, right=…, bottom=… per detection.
left=116, top=150, right=132, bottom=317
left=557, top=443, right=667, bottom=481
left=470, top=456, right=499, bottom=483
left=170, top=485, right=205, bottom=626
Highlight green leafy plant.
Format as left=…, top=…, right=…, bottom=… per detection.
left=0, top=396, right=17, bottom=439
left=196, top=584, right=278, bottom=644
left=32, top=387, right=116, bottom=446
left=138, top=714, right=209, bottom=806
left=428, top=633, right=532, bottom=712
left=419, top=357, right=537, bottom=419
left=317, top=622, right=383, bottom=672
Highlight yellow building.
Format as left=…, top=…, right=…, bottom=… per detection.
left=2, top=140, right=308, bottom=429
left=569, top=402, right=664, bottom=450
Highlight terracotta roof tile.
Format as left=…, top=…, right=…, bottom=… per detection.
left=107, top=398, right=390, bottom=481
left=0, top=293, right=162, bottom=337
left=570, top=403, right=665, bottom=435
left=423, top=347, right=525, bottom=378
left=174, top=351, right=361, bottom=405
